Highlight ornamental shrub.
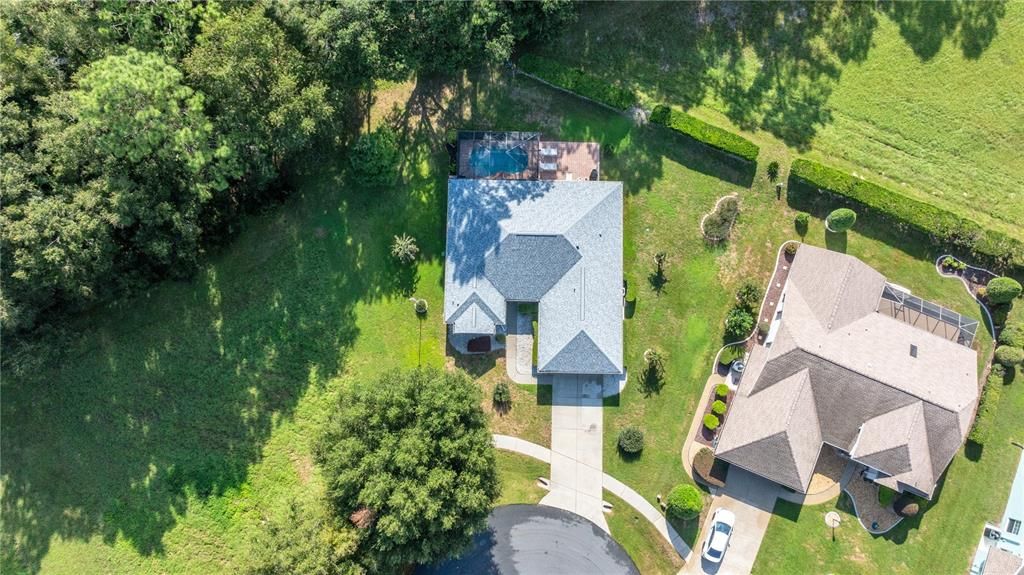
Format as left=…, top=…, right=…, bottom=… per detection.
left=736, top=281, right=763, bottom=312
left=350, top=126, right=400, bottom=188
left=789, top=159, right=1024, bottom=266
left=715, top=384, right=729, bottom=398
left=493, top=381, right=511, bottom=408
left=826, top=208, right=857, bottom=232
left=794, top=212, right=810, bottom=235
left=987, top=277, right=1023, bottom=304
left=998, top=323, right=1024, bottom=348
left=650, top=105, right=759, bottom=162
left=785, top=242, right=799, bottom=256
left=666, top=484, right=703, bottom=521
left=995, top=345, right=1024, bottom=366
left=767, top=161, right=780, bottom=181
left=724, top=307, right=755, bottom=340
left=711, top=400, right=727, bottom=415
left=618, top=426, right=645, bottom=454
left=703, top=414, right=720, bottom=430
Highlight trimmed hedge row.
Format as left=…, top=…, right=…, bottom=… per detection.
left=649, top=105, right=760, bottom=163
left=790, top=159, right=1024, bottom=268
left=517, top=54, right=638, bottom=111
left=968, top=365, right=1006, bottom=444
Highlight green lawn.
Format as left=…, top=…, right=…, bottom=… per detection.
left=605, top=491, right=685, bottom=575
left=494, top=452, right=549, bottom=506
left=0, top=60, right=1008, bottom=575
left=531, top=1, right=1024, bottom=240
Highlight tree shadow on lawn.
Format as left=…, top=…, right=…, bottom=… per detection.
left=569, top=1, right=1006, bottom=148
left=0, top=149, right=442, bottom=571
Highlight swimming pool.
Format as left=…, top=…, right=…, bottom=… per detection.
left=468, top=144, right=529, bottom=177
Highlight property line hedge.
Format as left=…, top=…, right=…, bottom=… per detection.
left=517, top=54, right=638, bottom=111
left=968, top=366, right=1005, bottom=444
left=649, top=105, right=760, bottom=163
left=790, top=159, right=1024, bottom=268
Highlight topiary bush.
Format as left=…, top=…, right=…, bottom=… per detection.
left=995, top=345, right=1024, bottom=366
left=492, top=381, right=511, bottom=409
left=785, top=242, right=798, bottom=256
left=618, top=426, right=645, bottom=454
left=711, top=400, right=727, bottom=415
left=826, top=208, right=857, bottom=232
left=724, top=307, right=755, bottom=340
left=666, top=484, right=704, bottom=521
left=987, top=277, right=1023, bottom=305
left=894, top=494, right=920, bottom=518
left=715, top=383, right=729, bottom=398
left=794, top=212, right=810, bottom=235
left=703, top=414, right=720, bottom=431
left=998, top=323, right=1024, bottom=348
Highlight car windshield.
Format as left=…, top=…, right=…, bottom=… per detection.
left=715, top=522, right=732, bottom=535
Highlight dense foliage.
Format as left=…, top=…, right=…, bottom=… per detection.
left=246, top=499, right=363, bottom=575
left=351, top=126, right=400, bottom=188
left=666, top=484, right=703, bottom=521
left=617, top=426, right=645, bottom=454
left=987, top=277, right=1023, bottom=304
left=492, top=381, right=511, bottom=409
left=736, top=281, right=763, bottom=312
left=790, top=159, right=1024, bottom=268
left=702, top=196, right=740, bottom=241
left=315, top=368, right=499, bottom=573
left=724, top=307, right=755, bottom=340
left=649, top=104, right=759, bottom=162
left=826, top=208, right=857, bottom=232
left=969, top=365, right=1006, bottom=444
left=0, top=1, right=576, bottom=334
left=517, top=53, right=638, bottom=111
left=995, top=345, right=1024, bottom=367
left=998, top=323, right=1024, bottom=348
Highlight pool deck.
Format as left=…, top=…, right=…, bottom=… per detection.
left=970, top=448, right=1024, bottom=574
left=457, top=139, right=600, bottom=181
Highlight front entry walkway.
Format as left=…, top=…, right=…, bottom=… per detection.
left=504, top=303, right=536, bottom=384
left=539, top=374, right=609, bottom=531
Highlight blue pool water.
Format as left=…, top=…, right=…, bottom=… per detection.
left=469, top=145, right=529, bottom=176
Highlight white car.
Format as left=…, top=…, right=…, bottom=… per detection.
left=701, top=508, right=736, bottom=563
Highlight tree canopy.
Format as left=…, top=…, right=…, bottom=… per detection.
left=315, top=367, right=500, bottom=572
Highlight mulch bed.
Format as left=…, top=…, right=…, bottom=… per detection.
left=756, top=245, right=796, bottom=345
left=695, top=385, right=733, bottom=447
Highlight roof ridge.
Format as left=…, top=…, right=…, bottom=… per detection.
left=825, top=260, right=856, bottom=331
left=564, top=184, right=620, bottom=241
left=781, top=368, right=814, bottom=428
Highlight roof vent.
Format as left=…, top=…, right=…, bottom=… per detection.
left=910, top=344, right=918, bottom=358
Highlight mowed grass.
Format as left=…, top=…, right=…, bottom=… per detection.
left=605, top=490, right=685, bottom=575
left=531, top=1, right=1024, bottom=239
left=0, top=63, right=1006, bottom=575
left=494, top=452, right=549, bottom=506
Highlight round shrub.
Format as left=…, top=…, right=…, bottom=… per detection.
left=711, top=400, right=727, bottom=415
left=795, top=212, right=810, bottom=228
left=987, top=277, right=1023, bottom=305
left=995, top=345, right=1024, bottom=367
left=894, top=495, right=920, bottom=518
left=618, top=426, right=645, bottom=454
left=492, top=381, right=511, bottom=407
left=758, top=320, right=770, bottom=336
left=785, top=242, right=798, bottom=256
left=724, top=307, right=755, bottom=340
left=703, top=414, right=720, bottom=431
left=826, top=208, right=857, bottom=232
left=736, top=281, right=763, bottom=311
left=414, top=298, right=428, bottom=314
left=715, top=384, right=730, bottom=398
left=767, top=161, right=780, bottom=181
left=666, top=484, right=703, bottom=522
left=998, top=324, right=1024, bottom=348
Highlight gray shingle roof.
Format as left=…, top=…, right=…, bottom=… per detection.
left=444, top=178, right=623, bottom=374
left=715, top=246, right=978, bottom=498
left=484, top=234, right=581, bottom=301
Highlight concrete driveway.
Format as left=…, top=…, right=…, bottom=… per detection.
left=681, top=467, right=779, bottom=575
left=539, top=374, right=609, bottom=532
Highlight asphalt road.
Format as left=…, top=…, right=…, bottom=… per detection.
left=416, top=504, right=639, bottom=575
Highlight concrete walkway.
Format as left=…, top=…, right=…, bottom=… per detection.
left=504, top=304, right=536, bottom=384
left=492, top=433, right=692, bottom=560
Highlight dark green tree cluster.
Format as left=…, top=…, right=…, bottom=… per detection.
left=1, top=1, right=577, bottom=333
left=315, top=368, right=500, bottom=573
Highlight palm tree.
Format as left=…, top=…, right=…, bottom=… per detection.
left=391, top=234, right=419, bottom=263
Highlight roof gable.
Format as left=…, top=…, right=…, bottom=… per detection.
left=484, top=234, right=580, bottom=300
left=540, top=330, right=619, bottom=374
